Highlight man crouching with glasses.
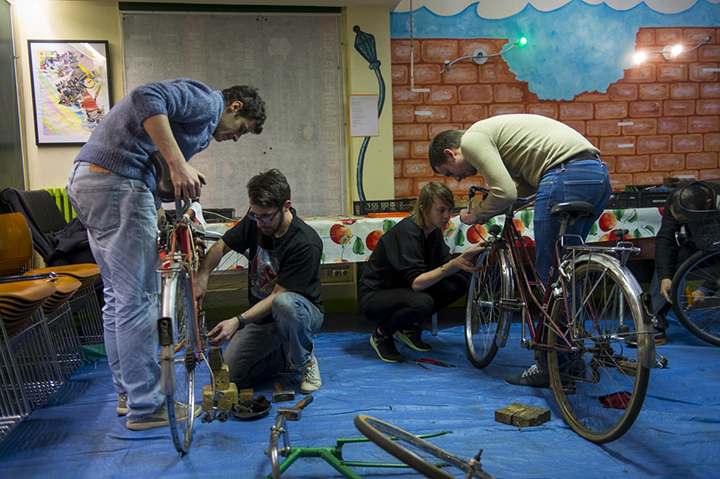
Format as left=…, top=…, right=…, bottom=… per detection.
left=194, top=169, right=324, bottom=395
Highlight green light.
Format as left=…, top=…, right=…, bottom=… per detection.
left=518, top=37, right=528, bottom=47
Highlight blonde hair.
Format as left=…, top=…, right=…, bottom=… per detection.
left=412, top=182, right=454, bottom=230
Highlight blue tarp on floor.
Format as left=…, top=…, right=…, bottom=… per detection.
left=1, top=315, right=719, bottom=479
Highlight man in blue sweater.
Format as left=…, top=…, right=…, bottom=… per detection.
left=66, top=78, right=266, bottom=431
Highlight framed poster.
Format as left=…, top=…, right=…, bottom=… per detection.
left=28, top=40, right=111, bottom=145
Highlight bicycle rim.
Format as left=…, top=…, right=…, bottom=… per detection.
left=354, top=415, right=494, bottom=479
left=547, top=260, right=650, bottom=443
left=671, top=249, right=720, bottom=347
left=161, top=270, right=197, bottom=454
left=465, top=248, right=513, bottom=369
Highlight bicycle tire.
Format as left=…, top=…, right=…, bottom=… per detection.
left=547, top=256, right=650, bottom=443
left=160, top=268, right=198, bottom=454
left=670, top=249, right=720, bottom=347
left=354, top=415, right=495, bottom=479
left=465, top=247, right=513, bottom=368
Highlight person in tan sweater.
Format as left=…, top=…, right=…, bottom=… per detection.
left=429, top=114, right=612, bottom=388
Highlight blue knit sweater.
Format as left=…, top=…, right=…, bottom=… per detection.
left=74, top=78, right=225, bottom=193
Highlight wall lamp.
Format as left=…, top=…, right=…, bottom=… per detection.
left=633, top=35, right=711, bottom=65
left=440, top=37, right=528, bottom=74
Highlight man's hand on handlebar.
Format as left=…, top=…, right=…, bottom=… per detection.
left=459, top=208, right=488, bottom=226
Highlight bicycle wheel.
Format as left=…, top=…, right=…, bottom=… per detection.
left=465, top=247, right=513, bottom=368
left=354, top=415, right=495, bottom=479
left=671, top=249, right=720, bottom=347
left=160, top=267, right=198, bottom=454
left=547, top=255, right=651, bottom=443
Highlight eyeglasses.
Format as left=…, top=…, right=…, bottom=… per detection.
left=246, top=206, right=281, bottom=224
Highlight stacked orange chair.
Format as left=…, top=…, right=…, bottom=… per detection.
left=0, top=188, right=103, bottom=345
left=0, top=215, right=62, bottom=436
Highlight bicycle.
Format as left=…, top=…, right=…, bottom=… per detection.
left=670, top=248, right=720, bottom=347
left=464, top=186, right=655, bottom=443
left=156, top=197, right=216, bottom=454
left=264, top=411, right=456, bottom=479
left=354, top=415, right=495, bottom=479
left=668, top=180, right=720, bottom=347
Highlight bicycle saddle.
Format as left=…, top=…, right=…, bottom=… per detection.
left=150, top=151, right=175, bottom=203
left=550, top=202, right=596, bottom=222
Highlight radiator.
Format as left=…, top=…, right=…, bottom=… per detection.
left=43, top=188, right=76, bottom=222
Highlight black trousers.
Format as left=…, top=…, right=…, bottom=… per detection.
left=358, top=272, right=469, bottom=334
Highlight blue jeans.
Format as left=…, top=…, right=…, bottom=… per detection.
left=223, top=292, right=324, bottom=388
left=534, top=159, right=612, bottom=284
left=67, top=162, right=163, bottom=420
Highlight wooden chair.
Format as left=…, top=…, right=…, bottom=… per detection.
left=0, top=213, right=83, bottom=414
left=1, top=188, right=103, bottom=345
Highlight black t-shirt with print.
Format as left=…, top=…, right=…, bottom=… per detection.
left=221, top=208, right=324, bottom=321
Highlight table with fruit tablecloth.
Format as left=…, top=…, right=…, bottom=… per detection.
left=206, top=207, right=664, bottom=269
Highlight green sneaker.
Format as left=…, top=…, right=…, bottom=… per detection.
left=370, top=332, right=402, bottom=362
left=394, top=324, right=431, bottom=352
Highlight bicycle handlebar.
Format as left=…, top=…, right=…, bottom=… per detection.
left=467, top=186, right=489, bottom=210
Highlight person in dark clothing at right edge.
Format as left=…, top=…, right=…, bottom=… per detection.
left=629, top=180, right=720, bottom=347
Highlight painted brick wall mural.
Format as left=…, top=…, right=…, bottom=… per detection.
left=391, top=27, right=720, bottom=199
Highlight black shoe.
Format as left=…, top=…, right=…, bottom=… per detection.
left=395, top=324, right=431, bottom=352
left=370, top=332, right=402, bottom=362
left=504, top=361, right=586, bottom=389
left=624, top=328, right=667, bottom=348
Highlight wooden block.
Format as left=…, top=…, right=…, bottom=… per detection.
left=208, top=346, right=224, bottom=371
left=202, top=382, right=238, bottom=412
left=239, top=388, right=254, bottom=403
left=213, top=364, right=230, bottom=391
left=495, top=402, right=550, bottom=427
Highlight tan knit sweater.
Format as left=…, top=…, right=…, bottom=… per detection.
left=460, top=114, right=599, bottom=218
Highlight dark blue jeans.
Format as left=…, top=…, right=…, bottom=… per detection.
left=534, top=159, right=612, bottom=284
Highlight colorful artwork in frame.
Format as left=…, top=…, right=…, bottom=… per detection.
left=28, top=40, right=111, bottom=145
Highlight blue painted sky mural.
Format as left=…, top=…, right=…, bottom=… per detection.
left=391, top=0, right=720, bottom=100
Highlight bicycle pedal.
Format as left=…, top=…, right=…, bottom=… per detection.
left=499, top=298, right=524, bottom=313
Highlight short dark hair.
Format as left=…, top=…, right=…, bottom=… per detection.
left=222, top=85, right=266, bottom=134
left=428, top=129, right=464, bottom=173
left=672, top=181, right=718, bottom=222
left=247, top=169, right=290, bottom=208
left=412, top=181, right=454, bottom=230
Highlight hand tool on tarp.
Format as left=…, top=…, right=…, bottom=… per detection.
left=416, top=358, right=455, bottom=368
left=413, top=359, right=431, bottom=370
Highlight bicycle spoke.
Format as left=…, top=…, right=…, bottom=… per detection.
left=160, top=269, right=197, bottom=454
left=672, top=250, right=720, bottom=346
left=548, top=259, right=650, bottom=443
left=465, top=248, right=512, bottom=369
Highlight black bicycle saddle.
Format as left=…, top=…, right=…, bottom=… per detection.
left=150, top=151, right=175, bottom=203
left=550, top=202, right=596, bottom=222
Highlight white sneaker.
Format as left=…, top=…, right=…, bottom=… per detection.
left=300, top=358, right=322, bottom=394
left=126, top=401, right=201, bottom=431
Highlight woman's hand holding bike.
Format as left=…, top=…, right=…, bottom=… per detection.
left=453, top=242, right=488, bottom=273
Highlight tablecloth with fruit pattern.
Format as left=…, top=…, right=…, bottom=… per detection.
left=207, top=207, right=663, bottom=269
